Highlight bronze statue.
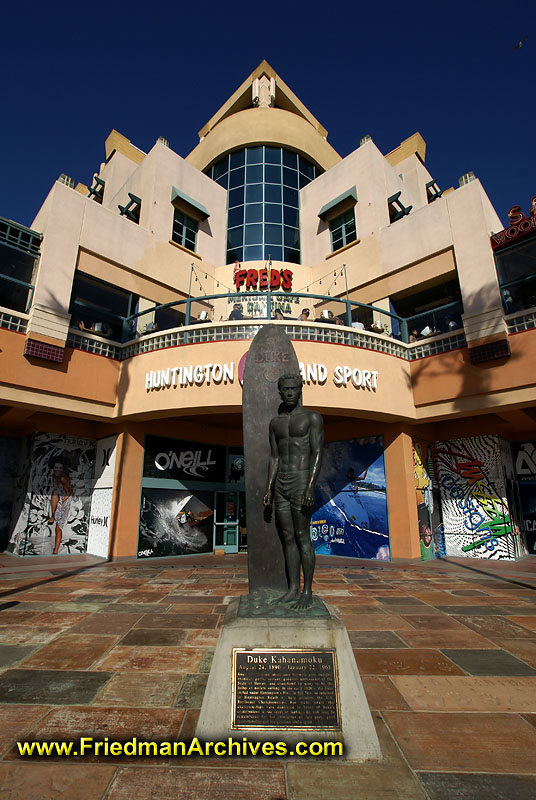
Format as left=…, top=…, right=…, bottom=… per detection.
left=263, top=373, right=324, bottom=609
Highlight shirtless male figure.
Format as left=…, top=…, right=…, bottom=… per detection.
left=263, top=373, right=324, bottom=609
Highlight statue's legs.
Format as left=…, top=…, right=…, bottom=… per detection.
left=274, top=505, right=301, bottom=602
left=291, top=505, right=315, bottom=609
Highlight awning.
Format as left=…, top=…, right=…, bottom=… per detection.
left=318, top=186, right=357, bottom=219
left=171, top=187, right=210, bottom=220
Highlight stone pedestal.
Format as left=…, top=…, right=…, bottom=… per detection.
left=196, top=599, right=382, bottom=762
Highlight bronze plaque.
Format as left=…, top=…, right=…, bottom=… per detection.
left=231, top=648, right=341, bottom=730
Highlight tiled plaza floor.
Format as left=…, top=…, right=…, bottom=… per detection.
left=1, top=551, right=536, bottom=799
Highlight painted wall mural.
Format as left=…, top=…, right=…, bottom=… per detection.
left=138, top=488, right=214, bottom=558
left=413, top=440, right=444, bottom=560
left=311, top=436, right=390, bottom=560
left=8, top=433, right=95, bottom=557
left=434, top=435, right=526, bottom=560
left=513, top=440, right=536, bottom=555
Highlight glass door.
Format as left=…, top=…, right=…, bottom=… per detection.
left=214, top=491, right=239, bottom=553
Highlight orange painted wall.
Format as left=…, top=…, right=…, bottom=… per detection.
left=383, top=426, right=421, bottom=559
left=0, top=329, right=119, bottom=408
left=108, top=426, right=145, bottom=558
left=411, top=329, right=536, bottom=408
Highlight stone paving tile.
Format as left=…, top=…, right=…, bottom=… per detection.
left=453, top=614, right=536, bottom=640
left=523, top=714, right=536, bottom=728
left=376, top=596, right=426, bottom=605
left=179, top=707, right=200, bottom=740
left=436, top=605, right=509, bottom=615
left=198, top=647, right=215, bottom=673
left=19, top=634, right=118, bottom=670
left=403, top=614, right=470, bottom=631
left=94, top=672, right=182, bottom=707
left=118, top=629, right=188, bottom=647
left=0, top=625, right=60, bottom=646
left=440, top=648, right=536, bottom=676
left=133, top=613, right=220, bottom=629
left=184, top=630, right=221, bottom=647
left=393, top=675, right=536, bottom=712
left=348, top=630, right=407, bottom=648
left=396, top=628, right=499, bottom=649
left=95, top=646, right=205, bottom=673
left=69, top=612, right=143, bottom=634
left=0, top=644, right=37, bottom=669
left=361, top=676, right=411, bottom=710
left=449, top=589, right=490, bottom=596
left=286, top=712, right=427, bottom=800
left=338, top=614, right=414, bottom=631
left=0, top=668, right=112, bottom=704
left=417, top=772, right=536, bottom=800
left=174, top=674, right=209, bottom=708
left=506, top=615, right=536, bottom=631
left=354, top=648, right=464, bottom=676
left=495, top=638, right=536, bottom=668
left=32, top=611, right=92, bottom=628
left=0, top=704, right=49, bottom=757
left=383, top=711, right=536, bottom=772
left=106, top=766, right=286, bottom=800
left=8, top=706, right=184, bottom=764
left=166, top=594, right=227, bottom=603
left=0, top=763, right=117, bottom=800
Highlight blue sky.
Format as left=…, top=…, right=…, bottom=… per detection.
left=1, top=0, right=534, bottom=229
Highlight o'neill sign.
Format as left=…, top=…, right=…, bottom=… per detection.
left=145, top=359, right=379, bottom=391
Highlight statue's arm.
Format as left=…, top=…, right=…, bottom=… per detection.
left=303, top=412, right=324, bottom=507
left=263, top=421, right=279, bottom=506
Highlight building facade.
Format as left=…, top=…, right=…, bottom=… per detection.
left=1, top=61, right=535, bottom=563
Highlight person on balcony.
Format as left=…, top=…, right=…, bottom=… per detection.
left=229, top=303, right=246, bottom=320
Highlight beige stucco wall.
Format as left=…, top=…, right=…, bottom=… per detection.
left=186, top=108, right=341, bottom=173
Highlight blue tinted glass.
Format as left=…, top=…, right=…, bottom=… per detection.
left=283, top=150, right=297, bottom=169
left=245, top=184, right=263, bottom=203
left=298, top=157, right=314, bottom=179
left=266, top=245, right=283, bottom=261
left=265, top=164, right=282, bottom=184
left=229, top=168, right=245, bottom=189
left=246, top=164, right=263, bottom=184
left=283, top=187, right=299, bottom=207
left=265, top=184, right=282, bottom=203
left=227, top=206, right=244, bottom=227
left=228, top=187, right=244, bottom=208
left=283, top=167, right=298, bottom=189
left=230, top=150, right=245, bottom=169
left=246, top=147, right=263, bottom=164
left=215, top=172, right=229, bottom=189
left=245, top=204, right=263, bottom=223
left=298, top=172, right=311, bottom=189
left=213, top=157, right=228, bottom=179
left=227, top=247, right=243, bottom=263
left=284, top=226, right=299, bottom=247
left=265, top=147, right=281, bottom=164
left=283, top=206, right=299, bottom=227
left=245, top=224, right=262, bottom=244
left=265, top=203, right=282, bottom=223
left=244, top=245, right=263, bottom=260
left=285, top=248, right=300, bottom=264
left=228, top=228, right=243, bottom=247
left=265, top=224, right=283, bottom=244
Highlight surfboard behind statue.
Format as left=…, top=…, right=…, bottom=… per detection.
left=242, top=325, right=300, bottom=593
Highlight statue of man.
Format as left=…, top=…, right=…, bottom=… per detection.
left=263, top=373, right=324, bottom=609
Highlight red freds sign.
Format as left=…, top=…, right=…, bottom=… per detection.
left=234, top=268, right=293, bottom=291
left=491, top=196, right=536, bottom=250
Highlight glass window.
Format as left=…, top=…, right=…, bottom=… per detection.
left=283, top=167, right=299, bottom=189
left=283, top=187, right=299, bottom=207
left=298, top=157, right=314, bottom=179
left=265, top=224, right=283, bottom=244
left=172, top=209, right=198, bottom=252
left=283, top=206, right=299, bottom=227
left=230, top=150, right=245, bottom=169
left=265, top=184, right=282, bottom=204
left=229, top=168, right=245, bottom=189
left=265, top=164, right=282, bottom=184
left=228, top=206, right=244, bottom=228
left=283, top=150, right=297, bottom=169
left=265, top=245, right=283, bottom=261
left=246, top=164, right=263, bottom=184
left=245, top=184, right=263, bottom=204
left=245, top=224, right=263, bottom=244
left=69, top=272, right=137, bottom=339
left=213, top=158, right=229, bottom=179
left=329, top=209, right=357, bottom=252
left=265, top=204, right=282, bottom=223
left=244, top=244, right=263, bottom=260
left=245, top=204, right=263, bottom=223
left=228, top=228, right=243, bottom=248
left=228, top=187, right=244, bottom=208
left=246, top=147, right=263, bottom=164
left=215, top=173, right=228, bottom=190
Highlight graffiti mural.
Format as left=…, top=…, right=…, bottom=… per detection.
left=513, top=440, right=536, bottom=555
left=434, top=435, right=526, bottom=560
left=8, top=433, right=95, bottom=557
left=413, top=441, right=444, bottom=560
left=311, top=436, right=390, bottom=560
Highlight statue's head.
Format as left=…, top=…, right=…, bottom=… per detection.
left=278, top=373, right=303, bottom=407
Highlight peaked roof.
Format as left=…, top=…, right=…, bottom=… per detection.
left=197, top=60, right=328, bottom=141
